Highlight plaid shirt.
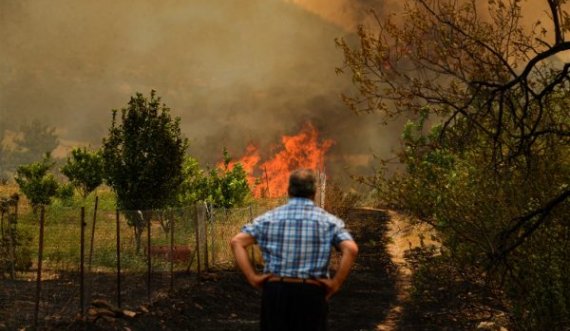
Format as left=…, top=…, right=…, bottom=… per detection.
left=242, top=197, right=353, bottom=279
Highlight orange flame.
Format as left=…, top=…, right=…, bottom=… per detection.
left=227, top=122, right=333, bottom=198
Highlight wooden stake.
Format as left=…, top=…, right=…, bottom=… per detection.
left=116, top=209, right=122, bottom=308
left=88, top=195, right=99, bottom=271
left=34, top=206, right=46, bottom=329
left=80, top=207, right=86, bottom=316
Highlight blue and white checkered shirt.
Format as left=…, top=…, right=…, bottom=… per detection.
left=242, top=197, right=353, bottom=279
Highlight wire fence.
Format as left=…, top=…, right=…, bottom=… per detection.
left=0, top=198, right=283, bottom=330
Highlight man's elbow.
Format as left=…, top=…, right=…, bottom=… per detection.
left=349, top=241, right=359, bottom=257
left=230, top=233, right=252, bottom=250
left=341, top=240, right=359, bottom=257
left=230, top=236, right=241, bottom=249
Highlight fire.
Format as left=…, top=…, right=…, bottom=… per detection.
left=228, top=122, right=333, bottom=198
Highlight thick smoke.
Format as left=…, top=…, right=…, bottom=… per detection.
left=1, top=0, right=403, bottom=180
left=3, top=0, right=555, bottom=180
left=285, top=0, right=401, bottom=31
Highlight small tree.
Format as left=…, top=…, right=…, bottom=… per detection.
left=205, top=148, right=251, bottom=209
left=102, top=91, right=188, bottom=253
left=15, top=153, right=59, bottom=212
left=178, top=155, right=208, bottom=206
left=61, top=147, right=104, bottom=199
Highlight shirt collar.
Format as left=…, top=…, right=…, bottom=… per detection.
left=287, top=197, right=316, bottom=206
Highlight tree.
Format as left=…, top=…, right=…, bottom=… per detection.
left=61, top=147, right=104, bottom=199
left=337, top=0, right=570, bottom=328
left=178, top=149, right=251, bottom=209
left=14, top=153, right=59, bottom=212
left=178, top=155, right=208, bottom=205
left=102, top=91, right=188, bottom=252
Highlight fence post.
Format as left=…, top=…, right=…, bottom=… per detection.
left=115, top=209, right=121, bottom=308
left=170, top=214, right=174, bottom=292
left=7, top=213, right=16, bottom=280
left=0, top=210, right=4, bottom=240
left=88, top=195, right=99, bottom=271
left=203, top=210, right=209, bottom=272
left=147, top=210, right=152, bottom=303
left=210, top=210, right=216, bottom=267
left=320, top=171, right=327, bottom=208
left=249, top=205, right=255, bottom=267
left=194, top=203, right=202, bottom=277
left=80, top=207, right=86, bottom=317
left=8, top=198, right=18, bottom=280
left=34, top=206, right=46, bottom=330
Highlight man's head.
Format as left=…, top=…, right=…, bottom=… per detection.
left=288, top=168, right=316, bottom=199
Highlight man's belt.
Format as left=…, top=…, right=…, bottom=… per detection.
left=267, top=276, right=324, bottom=287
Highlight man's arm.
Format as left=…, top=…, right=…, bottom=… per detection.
left=319, top=239, right=358, bottom=299
left=230, top=232, right=271, bottom=289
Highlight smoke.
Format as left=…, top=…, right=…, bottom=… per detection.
left=285, top=0, right=402, bottom=31
left=2, top=0, right=557, bottom=181
left=0, top=0, right=404, bottom=180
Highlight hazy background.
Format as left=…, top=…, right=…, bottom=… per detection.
left=0, top=0, right=557, bottom=180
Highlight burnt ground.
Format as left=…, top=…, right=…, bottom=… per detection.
left=49, top=208, right=399, bottom=331
left=6, top=208, right=506, bottom=330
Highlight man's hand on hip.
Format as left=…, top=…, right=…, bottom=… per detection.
left=318, top=278, right=340, bottom=300
left=248, top=273, right=272, bottom=289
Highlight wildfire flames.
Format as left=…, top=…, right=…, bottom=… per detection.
left=227, top=122, right=334, bottom=198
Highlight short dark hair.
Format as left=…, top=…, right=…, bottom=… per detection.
left=288, top=169, right=316, bottom=198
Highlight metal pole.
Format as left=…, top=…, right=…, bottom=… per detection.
left=88, top=195, right=99, bottom=271
left=115, top=209, right=122, bottom=308
left=80, top=207, right=86, bottom=316
left=34, top=206, right=46, bottom=329
left=249, top=205, right=255, bottom=267
left=203, top=210, right=209, bottom=272
left=264, top=166, right=270, bottom=198
left=170, top=214, right=174, bottom=292
left=194, top=203, right=201, bottom=276
left=7, top=213, right=15, bottom=280
left=0, top=210, right=4, bottom=239
left=147, top=211, right=151, bottom=303
left=210, top=209, right=216, bottom=267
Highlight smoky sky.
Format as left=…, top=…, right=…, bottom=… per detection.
left=0, top=0, right=429, bottom=181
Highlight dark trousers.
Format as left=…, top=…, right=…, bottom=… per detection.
left=260, top=281, right=328, bottom=331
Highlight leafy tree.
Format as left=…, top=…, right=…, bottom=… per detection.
left=102, top=91, right=188, bottom=252
left=179, top=149, right=251, bottom=209
left=14, top=153, right=59, bottom=212
left=204, top=148, right=251, bottom=209
left=61, top=147, right=104, bottom=199
left=178, top=155, right=208, bottom=205
left=338, top=0, right=570, bottom=328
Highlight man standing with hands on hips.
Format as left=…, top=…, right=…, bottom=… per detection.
left=231, top=168, right=359, bottom=331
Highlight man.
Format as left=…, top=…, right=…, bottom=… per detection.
left=231, top=168, right=358, bottom=331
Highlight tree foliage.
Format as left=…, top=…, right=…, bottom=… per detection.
left=178, top=149, right=251, bottom=209
left=338, top=0, right=570, bottom=328
left=14, top=153, right=59, bottom=211
left=61, top=147, right=104, bottom=199
left=102, top=91, right=188, bottom=252
left=205, top=148, right=251, bottom=209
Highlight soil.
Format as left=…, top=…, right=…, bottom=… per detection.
left=3, top=208, right=507, bottom=330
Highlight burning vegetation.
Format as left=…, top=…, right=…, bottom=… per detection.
left=225, top=122, right=333, bottom=198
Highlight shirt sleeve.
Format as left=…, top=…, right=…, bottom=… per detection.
left=332, top=218, right=354, bottom=246
left=241, top=216, right=263, bottom=241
